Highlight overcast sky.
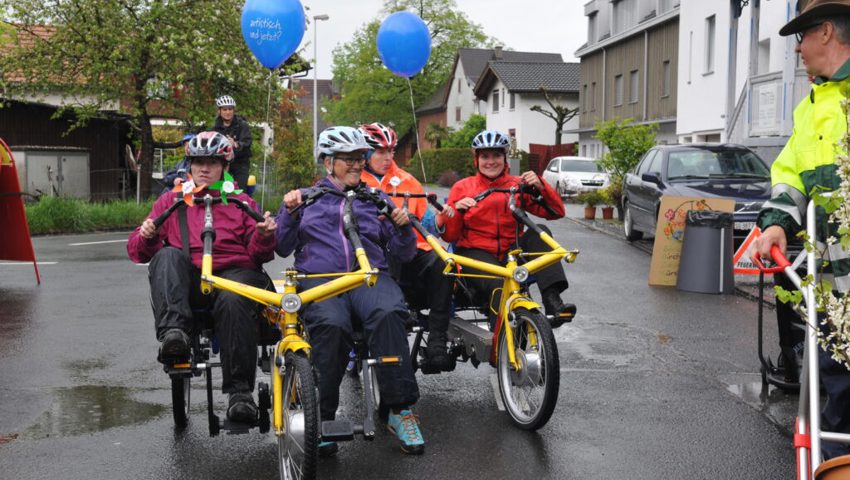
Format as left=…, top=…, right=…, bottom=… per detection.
left=300, top=1, right=588, bottom=79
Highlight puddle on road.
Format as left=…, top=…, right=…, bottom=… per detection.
left=725, top=376, right=798, bottom=426
left=23, top=385, right=165, bottom=439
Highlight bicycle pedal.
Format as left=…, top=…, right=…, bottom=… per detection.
left=322, top=420, right=355, bottom=441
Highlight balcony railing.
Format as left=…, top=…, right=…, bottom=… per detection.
left=727, top=69, right=810, bottom=141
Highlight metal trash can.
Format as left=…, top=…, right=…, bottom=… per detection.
left=676, top=210, right=735, bottom=294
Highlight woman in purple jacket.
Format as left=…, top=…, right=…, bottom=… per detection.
left=275, top=126, right=425, bottom=456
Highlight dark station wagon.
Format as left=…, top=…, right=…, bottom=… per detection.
left=621, top=144, right=771, bottom=246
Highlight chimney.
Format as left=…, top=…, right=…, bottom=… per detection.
left=494, top=45, right=503, bottom=60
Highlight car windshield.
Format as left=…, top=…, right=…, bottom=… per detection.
left=562, top=159, right=602, bottom=173
left=667, top=149, right=770, bottom=180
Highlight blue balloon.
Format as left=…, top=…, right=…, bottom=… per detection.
left=376, top=11, right=431, bottom=78
left=241, top=0, right=306, bottom=69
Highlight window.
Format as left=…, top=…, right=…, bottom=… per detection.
left=704, top=15, right=715, bottom=74
left=457, top=78, right=462, bottom=93
left=662, top=60, right=671, bottom=97
left=588, top=12, right=597, bottom=44
left=636, top=150, right=657, bottom=175
left=614, top=74, right=624, bottom=106
left=582, top=85, right=587, bottom=112
left=591, top=82, right=596, bottom=110
left=509, top=92, right=516, bottom=110
left=613, top=0, right=637, bottom=34
left=455, top=107, right=461, bottom=122
left=502, top=88, right=506, bottom=107
left=629, top=70, right=639, bottom=104
left=492, top=90, right=500, bottom=113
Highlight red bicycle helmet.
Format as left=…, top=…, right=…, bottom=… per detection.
left=359, top=123, right=398, bottom=150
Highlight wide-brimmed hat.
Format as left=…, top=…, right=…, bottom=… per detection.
left=780, top=0, right=850, bottom=36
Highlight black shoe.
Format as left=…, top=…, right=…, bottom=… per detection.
left=542, top=290, right=577, bottom=328
left=425, top=333, right=454, bottom=372
left=778, top=345, right=803, bottom=384
left=158, top=328, right=190, bottom=365
left=227, top=392, right=258, bottom=424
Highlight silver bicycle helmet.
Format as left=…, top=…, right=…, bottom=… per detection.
left=316, top=126, right=371, bottom=160
left=215, top=95, right=236, bottom=108
left=471, top=130, right=511, bottom=152
left=185, top=131, right=234, bottom=162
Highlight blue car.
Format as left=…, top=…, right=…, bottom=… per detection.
left=621, top=144, right=771, bottom=246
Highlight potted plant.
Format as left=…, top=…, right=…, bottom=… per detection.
left=600, top=185, right=616, bottom=220
left=576, top=190, right=604, bottom=220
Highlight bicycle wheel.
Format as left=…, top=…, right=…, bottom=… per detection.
left=277, top=351, right=319, bottom=480
left=170, top=374, right=190, bottom=428
left=497, top=307, right=559, bottom=430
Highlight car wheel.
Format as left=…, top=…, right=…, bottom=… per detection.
left=623, top=201, right=643, bottom=241
left=555, top=181, right=566, bottom=197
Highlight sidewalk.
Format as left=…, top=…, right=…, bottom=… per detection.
left=562, top=202, right=777, bottom=309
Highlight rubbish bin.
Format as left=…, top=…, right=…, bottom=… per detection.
left=676, top=210, right=735, bottom=294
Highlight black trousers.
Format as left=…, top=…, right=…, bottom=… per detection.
left=299, top=273, right=419, bottom=421
left=454, top=224, right=568, bottom=315
left=774, top=271, right=805, bottom=351
left=397, top=249, right=454, bottom=337
left=228, top=159, right=250, bottom=193
left=149, top=247, right=271, bottom=393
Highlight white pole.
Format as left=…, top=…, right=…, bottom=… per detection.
left=313, top=14, right=329, bottom=152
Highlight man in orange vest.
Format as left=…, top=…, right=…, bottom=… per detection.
left=360, top=123, right=455, bottom=372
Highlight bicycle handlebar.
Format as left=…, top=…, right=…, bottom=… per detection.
left=287, top=186, right=395, bottom=218
left=152, top=195, right=265, bottom=228
left=384, top=191, right=445, bottom=212
left=753, top=245, right=792, bottom=274
left=458, top=185, right=560, bottom=218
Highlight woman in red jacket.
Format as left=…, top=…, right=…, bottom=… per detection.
left=439, top=130, right=576, bottom=327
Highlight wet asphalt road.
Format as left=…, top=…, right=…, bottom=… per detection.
left=0, top=204, right=798, bottom=479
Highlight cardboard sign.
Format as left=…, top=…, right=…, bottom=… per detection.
left=733, top=226, right=761, bottom=275
left=648, top=195, right=735, bottom=287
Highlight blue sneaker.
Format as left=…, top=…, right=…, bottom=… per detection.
left=387, top=410, right=425, bottom=454
left=318, top=440, right=338, bottom=457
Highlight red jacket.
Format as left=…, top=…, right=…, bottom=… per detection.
left=128, top=190, right=275, bottom=271
left=361, top=161, right=431, bottom=251
left=442, top=172, right=565, bottom=260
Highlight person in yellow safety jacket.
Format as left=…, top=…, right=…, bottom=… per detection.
left=752, top=1, right=850, bottom=460
left=359, top=122, right=457, bottom=372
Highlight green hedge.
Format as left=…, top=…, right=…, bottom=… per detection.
left=406, top=148, right=531, bottom=186
left=25, top=196, right=154, bottom=235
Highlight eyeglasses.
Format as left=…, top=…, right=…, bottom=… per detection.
left=796, top=22, right=823, bottom=44
left=333, top=154, right=367, bottom=166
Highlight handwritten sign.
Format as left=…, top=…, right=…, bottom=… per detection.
left=648, top=195, right=735, bottom=287
left=246, top=17, right=283, bottom=45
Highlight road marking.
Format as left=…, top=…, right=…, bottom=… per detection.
left=489, top=373, right=505, bottom=411
left=0, top=261, right=58, bottom=265
left=69, top=239, right=128, bottom=246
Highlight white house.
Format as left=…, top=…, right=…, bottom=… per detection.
left=676, top=0, right=809, bottom=162
left=472, top=61, right=581, bottom=152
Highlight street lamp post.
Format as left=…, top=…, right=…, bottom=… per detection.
left=313, top=14, right=330, bottom=153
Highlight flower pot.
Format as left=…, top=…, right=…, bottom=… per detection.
left=601, top=206, right=614, bottom=220
left=584, top=206, right=596, bottom=220
left=816, top=454, right=850, bottom=479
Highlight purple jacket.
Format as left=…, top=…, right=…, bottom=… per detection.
left=275, top=178, right=416, bottom=274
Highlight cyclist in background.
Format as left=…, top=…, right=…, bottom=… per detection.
left=213, top=95, right=252, bottom=190
left=440, top=129, right=577, bottom=328
left=275, top=126, right=425, bottom=456
left=359, top=122, right=456, bottom=372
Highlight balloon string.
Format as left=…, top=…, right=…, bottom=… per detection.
left=407, top=77, right=427, bottom=184
left=260, top=69, right=273, bottom=212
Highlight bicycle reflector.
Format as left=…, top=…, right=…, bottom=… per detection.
left=512, top=266, right=530, bottom=283
left=281, top=293, right=302, bottom=313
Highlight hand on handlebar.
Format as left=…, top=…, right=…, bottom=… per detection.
left=283, top=189, right=303, bottom=211
left=255, top=211, right=277, bottom=237
left=140, top=218, right=157, bottom=240
left=389, top=207, right=410, bottom=227
left=519, top=171, right=543, bottom=190
left=455, top=197, right=477, bottom=212
left=750, top=225, right=787, bottom=263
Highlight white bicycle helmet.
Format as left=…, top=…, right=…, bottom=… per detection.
left=471, top=130, right=511, bottom=153
left=185, top=131, right=234, bottom=162
left=316, top=126, right=371, bottom=160
left=215, top=95, right=236, bottom=108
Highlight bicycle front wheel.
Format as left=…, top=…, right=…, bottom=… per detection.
left=170, top=374, right=190, bottom=429
left=497, top=307, right=560, bottom=430
left=277, top=351, right=319, bottom=480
